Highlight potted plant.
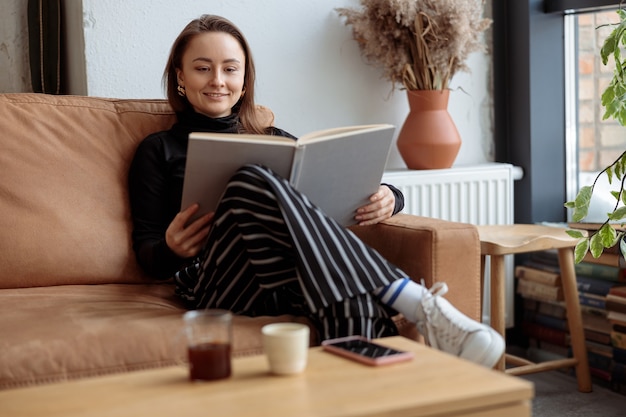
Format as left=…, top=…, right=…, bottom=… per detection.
left=565, top=6, right=626, bottom=262
left=336, top=0, right=491, bottom=169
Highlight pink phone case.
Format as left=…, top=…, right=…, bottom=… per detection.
left=321, top=336, right=414, bottom=366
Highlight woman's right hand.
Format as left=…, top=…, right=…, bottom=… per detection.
left=165, top=204, right=213, bottom=259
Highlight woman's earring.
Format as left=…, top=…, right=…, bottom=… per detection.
left=177, top=85, right=186, bottom=97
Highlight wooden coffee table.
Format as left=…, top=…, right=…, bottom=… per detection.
left=0, top=336, right=533, bottom=417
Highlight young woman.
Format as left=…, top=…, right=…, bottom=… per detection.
left=128, top=14, right=504, bottom=367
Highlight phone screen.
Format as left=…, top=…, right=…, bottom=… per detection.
left=329, top=339, right=406, bottom=359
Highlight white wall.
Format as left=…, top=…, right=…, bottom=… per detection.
left=9, top=0, right=494, bottom=169
left=0, top=0, right=31, bottom=92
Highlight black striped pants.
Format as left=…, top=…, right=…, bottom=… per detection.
left=174, top=165, right=407, bottom=340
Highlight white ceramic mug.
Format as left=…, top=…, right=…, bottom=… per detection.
left=261, top=323, right=310, bottom=375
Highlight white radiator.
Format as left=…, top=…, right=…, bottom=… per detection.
left=382, top=163, right=517, bottom=327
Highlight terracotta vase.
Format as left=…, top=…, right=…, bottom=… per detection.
left=396, top=89, right=461, bottom=170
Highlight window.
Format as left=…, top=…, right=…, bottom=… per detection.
left=565, top=7, right=622, bottom=222
left=492, top=0, right=623, bottom=224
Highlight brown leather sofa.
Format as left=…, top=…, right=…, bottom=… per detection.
left=0, top=93, right=482, bottom=390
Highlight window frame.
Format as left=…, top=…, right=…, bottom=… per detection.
left=492, top=0, right=622, bottom=224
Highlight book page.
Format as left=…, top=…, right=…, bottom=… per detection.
left=191, top=132, right=296, bottom=145
left=290, top=125, right=395, bottom=226
left=297, top=124, right=389, bottom=145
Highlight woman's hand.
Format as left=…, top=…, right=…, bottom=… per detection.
left=354, top=185, right=396, bottom=226
left=165, top=204, right=214, bottom=258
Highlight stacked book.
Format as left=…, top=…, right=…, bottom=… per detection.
left=515, top=247, right=623, bottom=387
left=608, top=285, right=626, bottom=390
left=515, top=258, right=571, bottom=367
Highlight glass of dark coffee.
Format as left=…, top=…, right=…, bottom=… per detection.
left=183, top=309, right=232, bottom=381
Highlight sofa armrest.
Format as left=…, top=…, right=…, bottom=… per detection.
left=349, top=213, right=481, bottom=321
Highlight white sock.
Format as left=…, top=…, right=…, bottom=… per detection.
left=374, top=278, right=428, bottom=323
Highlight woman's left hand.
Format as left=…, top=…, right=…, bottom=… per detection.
left=354, top=185, right=396, bottom=226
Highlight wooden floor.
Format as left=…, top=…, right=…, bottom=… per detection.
left=506, top=345, right=625, bottom=416
left=521, top=370, right=625, bottom=417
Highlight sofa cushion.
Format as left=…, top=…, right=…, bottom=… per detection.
left=0, top=94, right=176, bottom=289
left=0, top=94, right=277, bottom=290
left=0, top=283, right=303, bottom=389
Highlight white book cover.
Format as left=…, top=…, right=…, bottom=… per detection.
left=181, top=124, right=395, bottom=226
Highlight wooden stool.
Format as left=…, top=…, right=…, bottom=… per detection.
left=477, top=224, right=592, bottom=393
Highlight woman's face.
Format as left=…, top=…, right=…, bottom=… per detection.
left=176, top=32, right=246, bottom=118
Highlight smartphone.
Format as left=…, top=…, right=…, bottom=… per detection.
left=321, top=336, right=414, bottom=366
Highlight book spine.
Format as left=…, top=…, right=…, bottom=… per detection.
left=517, top=279, right=563, bottom=302
left=515, top=265, right=561, bottom=286
left=586, top=350, right=613, bottom=371
left=574, top=262, right=626, bottom=282
left=611, top=362, right=626, bottom=386
left=529, top=250, right=560, bottom=267
left=582, top=312, right=613, bottom=335
left=606, top=297, right=626, bottom=314
left=522, top=322, right=569, bottom=346
left=523, top=298, right=569, bottom=318
left=576, top=275, right=618, bottom=296
left=609, top=285, right=626, bottom=298
left=585, top=339, right=613, bottom=355
left=537, top=300, right=567, bottom=319
left=289, top=146, right=305, bottom=187
left=613, top=347, right=626, bottom=364
left=611, top=331, right=626, bottom=350
left=530, top=339, right=570, bottom=357
left=524, top=311, right=568, bottom=331
left=579, top=293, right=607, bottom=310
left=523, top=259, right=561, bottom=275
left=585, top=329, right=612, bottom=345
left=582, top=251, right=625, bottom=268
left=580, top=304, right=608, bottom=318
left=608, top=310, right=626, bottom=326
left=613, top=323, right=626, bottom=334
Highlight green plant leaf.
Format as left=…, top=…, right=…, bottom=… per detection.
left=602, top=84, right=616, bottom=106
left=571, top=186, right=592, bottom=222
left=609, top=206, right=626, bottom=221
left=566, top=230, right=585, bottom=238
left=599, top=223, right=618, bottom=246
left=601, top=32, right=617, bottom=65
left=574, top=238, right=590, bottom=263
left=590, top=233, right=606, bottom=258
left=600, top=8, right=626, bottom=128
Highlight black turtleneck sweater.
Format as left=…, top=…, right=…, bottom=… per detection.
left=128, top=110, right=404, bottom=279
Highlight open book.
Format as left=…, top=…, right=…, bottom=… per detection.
left=181, top=124, right=395, bottom=227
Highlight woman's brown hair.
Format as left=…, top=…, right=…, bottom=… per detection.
left=163, top=15, right=266, bottom=134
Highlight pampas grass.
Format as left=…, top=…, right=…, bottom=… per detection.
left=337, top=0, right=492, bottom=90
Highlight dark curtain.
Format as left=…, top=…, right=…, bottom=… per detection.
left=28, top=0, right=62, bottom=94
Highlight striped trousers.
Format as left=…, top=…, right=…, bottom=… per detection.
left=174, top=165, right=407, bottom=340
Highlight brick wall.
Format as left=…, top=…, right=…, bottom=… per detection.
left=577, top=10, right=622, bottom=172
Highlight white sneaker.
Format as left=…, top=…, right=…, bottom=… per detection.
left=415, top=281, right=505, bottom=368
